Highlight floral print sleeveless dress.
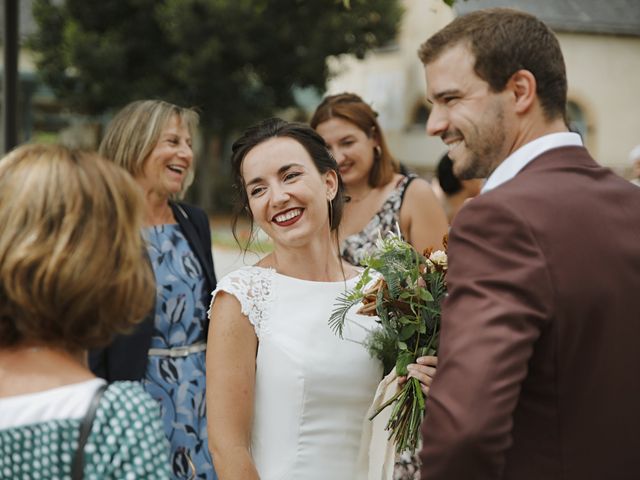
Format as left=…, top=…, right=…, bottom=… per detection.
left=144, top=224, right=216, bottom=480
left=341, top=174, right=423, bottom=479
left=341, top=174, right=416, bottom=267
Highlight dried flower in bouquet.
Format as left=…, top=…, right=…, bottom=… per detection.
left=330, top=231, right=448, bottom=454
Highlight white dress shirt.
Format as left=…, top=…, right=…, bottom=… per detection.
left=481, top=132, right=584, bottom=194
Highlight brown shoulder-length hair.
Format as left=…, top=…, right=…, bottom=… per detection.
left=310, top=92, right=399, bottom=188
left=99, top=99, right=200, bottom=198
left=418, top=8, right=567, bottom=122
left=0, top=144, right=155, bottom=351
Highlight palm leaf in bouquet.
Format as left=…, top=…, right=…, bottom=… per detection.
left=330, top=230, right=448, bottom=454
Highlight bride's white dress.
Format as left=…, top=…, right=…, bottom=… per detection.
left=212, top=266, right=383, bottom=480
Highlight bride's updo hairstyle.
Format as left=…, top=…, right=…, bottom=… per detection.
left=230, top=117, right=346, bottom=247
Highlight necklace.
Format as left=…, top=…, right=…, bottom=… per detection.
left=348, top=188, right=374, bottom=203
left=147, top=203, right=175, bottom=226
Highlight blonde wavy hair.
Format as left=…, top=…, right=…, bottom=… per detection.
left=0, top=144, right=155, bottom=351
left=99, top=99, right=200, bottom=198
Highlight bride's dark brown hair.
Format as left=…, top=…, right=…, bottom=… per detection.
left=229, top=117, right=346, bottom=252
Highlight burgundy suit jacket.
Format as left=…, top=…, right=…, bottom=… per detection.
left=420, top=146, right=640, bottom=480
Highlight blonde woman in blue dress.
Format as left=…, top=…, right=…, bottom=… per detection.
left=93, top=100, right=217, bottom=479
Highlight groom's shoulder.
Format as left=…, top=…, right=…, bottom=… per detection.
left=457, top=154, right=640, bottom=236
left=481, top=150, right=616, bottom=206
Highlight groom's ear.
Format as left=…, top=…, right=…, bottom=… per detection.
left=508, top=69, right=537, bottom=115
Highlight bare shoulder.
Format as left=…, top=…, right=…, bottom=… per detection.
left=405, top=176, right=439, bottom=201
left=403, top=176, right=442, bottom=213
left=211, top=289, right=243, bottom=311
left=400, top=176, right=449, bottom=251
left=341, top=261, right=362, bottom=280
left=255, top=253, right=273, bottom=269
left=209, top=290, right=252, bottom=332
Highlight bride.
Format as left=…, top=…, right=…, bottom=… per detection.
left=206, top=118, right=431, bottom=479
left=207, top=117, right=382, bottom=479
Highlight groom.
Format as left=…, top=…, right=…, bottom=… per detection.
left=418, top=8, right=640, bottom=480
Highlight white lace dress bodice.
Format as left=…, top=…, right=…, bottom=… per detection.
left=211, top=266, right=383, bottom=480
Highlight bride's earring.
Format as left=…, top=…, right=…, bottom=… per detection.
left=327, top=198, right=334, bottom=228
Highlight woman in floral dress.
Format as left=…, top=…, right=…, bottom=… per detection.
left=312, top=93, right=448, bottom=479
left=91, top=100, right=217, bottom=479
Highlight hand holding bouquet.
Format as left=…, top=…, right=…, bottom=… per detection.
left=330, top=231, right=448, bottom=454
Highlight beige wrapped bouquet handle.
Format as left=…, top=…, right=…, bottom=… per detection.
left=356, top=368, right=399, bottom=480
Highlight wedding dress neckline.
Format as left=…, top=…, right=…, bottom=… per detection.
left=251, top=265, right=362, bottom=285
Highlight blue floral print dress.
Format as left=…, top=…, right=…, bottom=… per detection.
left=144, top=224, right=216, bottom=480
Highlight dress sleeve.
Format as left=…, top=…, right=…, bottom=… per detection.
left=208, top=266, right=274, bottom=338
left=85, top=382, right=171, bottom=479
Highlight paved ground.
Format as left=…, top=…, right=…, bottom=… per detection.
left=210, top=216, right=269, bottom=278
left=212, top=246, right=265, bottom=278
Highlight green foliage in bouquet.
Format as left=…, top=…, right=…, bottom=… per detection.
left=330, top=231, right=448, bottom=454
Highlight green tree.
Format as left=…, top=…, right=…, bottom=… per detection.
left=29, top=0, right=403, bottom=211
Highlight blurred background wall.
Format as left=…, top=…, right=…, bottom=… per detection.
left=2, top=0, right=639, bottom=211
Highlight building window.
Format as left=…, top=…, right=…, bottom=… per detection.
left=409, top=103, right=430, bottom=131
left=567, top=100, right=588, bottom=142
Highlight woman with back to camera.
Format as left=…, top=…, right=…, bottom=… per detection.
left=311, top=93, right=447, bottom=479
left=206, top=118, right=384, bottom=479
left=0, top=144, right=170, bottom=478
left=91, top=100, right=217, bottom=479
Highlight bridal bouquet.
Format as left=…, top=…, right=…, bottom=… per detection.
left=330, top=231, right=448, bottom=454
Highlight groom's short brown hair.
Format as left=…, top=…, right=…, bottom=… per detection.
left=419, top=8, right=567, bottom=122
